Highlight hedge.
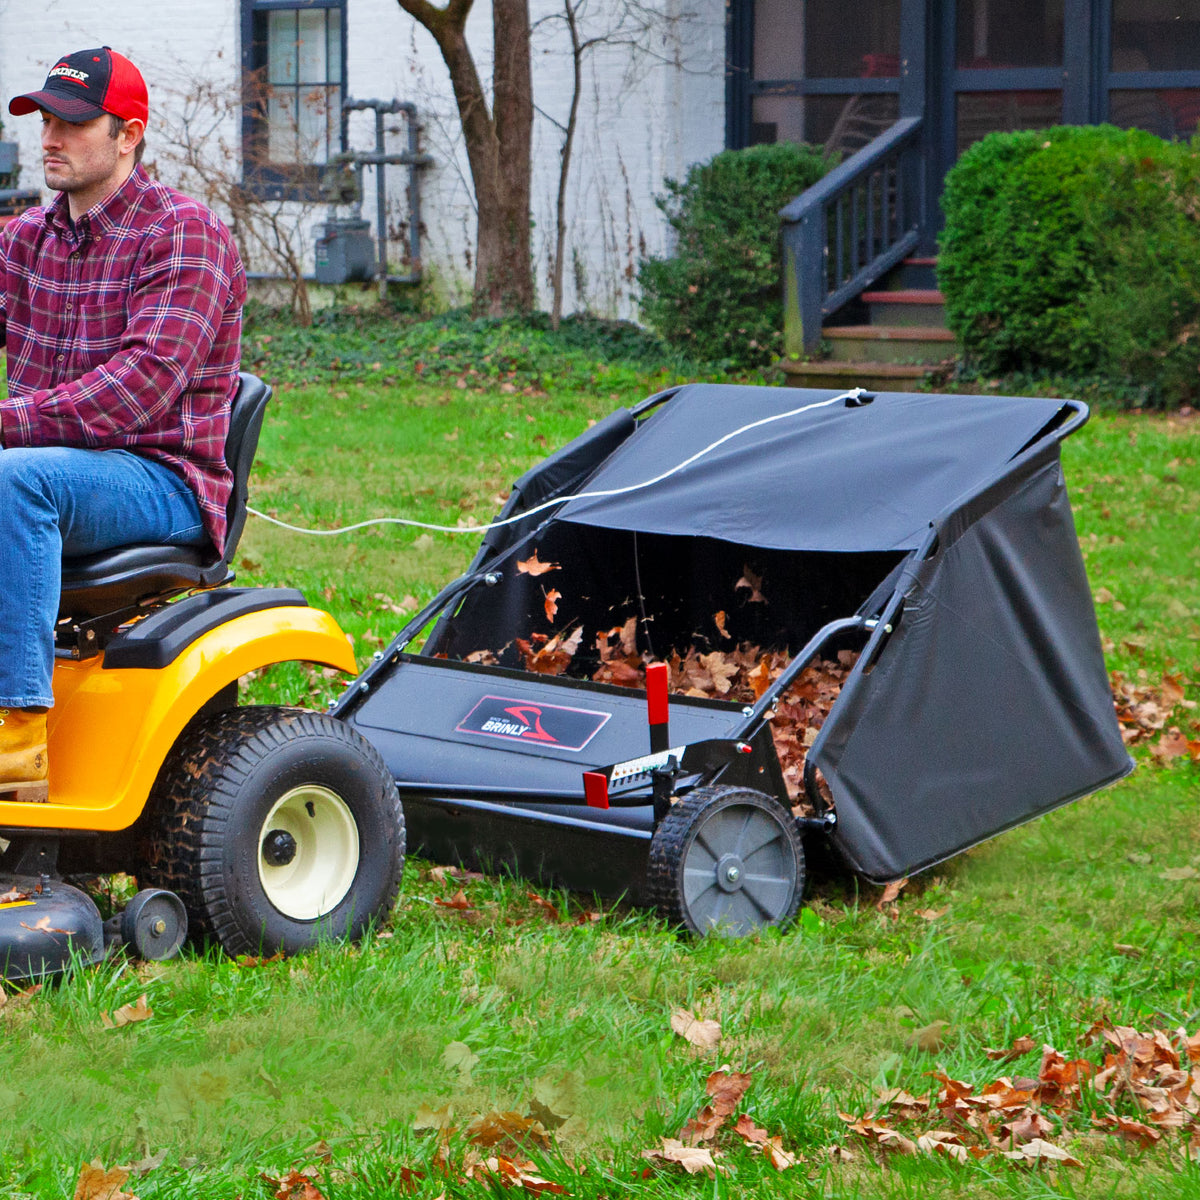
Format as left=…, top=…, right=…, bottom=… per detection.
left=637, top=143, right=829, bottom=369
left=939, top=125, right=1200, bottom=406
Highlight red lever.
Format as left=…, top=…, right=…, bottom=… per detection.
left=646, top=661, right=669, bottom=753
left=583, top=771, right=610, bottom=809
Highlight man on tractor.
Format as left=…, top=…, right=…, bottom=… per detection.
left=0, top=47, right=246, bottom=801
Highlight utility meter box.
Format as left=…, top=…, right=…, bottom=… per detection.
left=314, top=219, right=375, bottom=284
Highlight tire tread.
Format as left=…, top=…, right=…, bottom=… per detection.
left=140, top=705, right=403, bottom=956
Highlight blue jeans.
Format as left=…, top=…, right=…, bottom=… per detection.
left=0, top=447, right=207, bottom=708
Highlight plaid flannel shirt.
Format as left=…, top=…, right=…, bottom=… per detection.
left=0, top=164, right=247, bottom=551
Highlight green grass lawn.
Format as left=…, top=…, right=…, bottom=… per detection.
left=2, top=330, right=1198, bottom=1198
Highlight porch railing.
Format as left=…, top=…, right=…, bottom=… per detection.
left=780, top=116, right=925, bottom=358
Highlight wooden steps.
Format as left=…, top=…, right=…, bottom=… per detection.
left=780, top=259, right=957, bottom=391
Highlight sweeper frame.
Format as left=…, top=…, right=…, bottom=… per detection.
left=330, top=381, right=1133, bottom=935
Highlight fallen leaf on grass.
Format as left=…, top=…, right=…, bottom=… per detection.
left=876, top=1088, right=930, bottom=1118
left=434, top=890, right=474, bottom=911
left=0, top=982, right=41, bottom=1014
left=1152, top=728, right=1192, bottom=763
left=875, top=878, right=908, bottom=911
left=466, top=1110, right=551, bottom=1152
left=908, top=1020, right=951, bottom=1053
left=642, top=1138, right=724, bottom=1176
left=1000, top=1138, right=1081, bottom=1167
left=841, top=1113, right=918, bottom=1155
left=761, top=1136, right=798, bottom=1169
left=466, top=1155, right=568, bottom=1195
left=1092, top=1114, right=1162, bottom=1148
left=705, top=1070, right=752, bottom=1117
left=122, top=1151, right=166, bottom=1178
left=527, top=891, right=561, bottom=922
left=235, top=952, right=285, bottom=968
left=824, top=1144, right=856, bottom=1162
left=442, top=1041, right=480, bottom=1082
left=1000, top=1111, right=1055, bottom=1145
left=260, top=1167, right=325, bottom=1200
left=427, top=865, right=486, bottom=883
left=917, top=1130, right=979, bottom=1163
left=670, top=1009, right=721, bottom=1050
left=412, top=1103, right=453, bottom=1133
left=100, top=995, right=152, bottom=1029
left=985, top=1035, right=1037, bottom=1063
left=730, top=1114, right=796, bottom=1168
left=73, top=1161, right=137, bottom=1200
left=1160, top=866, right=1199, bottom=881
left=680, top=1070, right=752, bottom=1144
left=915, top=907, right=949, bottom=921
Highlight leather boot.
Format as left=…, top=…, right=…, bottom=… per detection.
left=0, top=708, right=49, bottom=802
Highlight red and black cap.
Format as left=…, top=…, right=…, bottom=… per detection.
left=8, top=47, right=148, bottom=125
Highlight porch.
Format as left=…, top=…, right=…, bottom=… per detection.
left=724, top=0, right=1200, bottom=374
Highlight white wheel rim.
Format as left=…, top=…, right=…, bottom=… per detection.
left=257, top=785, right=360, bottom=920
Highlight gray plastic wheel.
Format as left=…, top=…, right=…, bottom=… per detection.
left=647, top=785, right=805, bottom=936
left=121, top=888, right=188, bottom=961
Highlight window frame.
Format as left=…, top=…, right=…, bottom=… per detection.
left=241, top=0, right=348, bottom=200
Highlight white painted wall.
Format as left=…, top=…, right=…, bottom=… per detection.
left=0, top=0, right=726, bottom=318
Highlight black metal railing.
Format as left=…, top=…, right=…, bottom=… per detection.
left=779, top=116, right=925, bottom=358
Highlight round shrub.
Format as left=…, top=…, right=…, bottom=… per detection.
left=939, top=125, right=1200, bottom=406
left=638, top=143, right=829, bottom=368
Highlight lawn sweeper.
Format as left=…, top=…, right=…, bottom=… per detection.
left=331, top=382, right=1132, bottom=934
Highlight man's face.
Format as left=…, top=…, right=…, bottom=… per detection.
left=40, top=112, right=122, bottom=198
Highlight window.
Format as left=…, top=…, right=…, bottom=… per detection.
left=728, top=0, right=902, bottom=152
left=1108, top=0, right=1200, bottom=140
left=242, top=0, right=345, bottom=195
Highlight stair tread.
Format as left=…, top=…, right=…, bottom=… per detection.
left=824, top=325, right=955, bottom=341
left=861, top=289, right=945, bottom=304
left=780, top=360, right=933, bottom=377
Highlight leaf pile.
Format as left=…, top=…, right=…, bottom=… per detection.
left=1111, top=670, right=1200, bottom=762
left=842, top=1018, right=1200, bottom=1167
left=488, top=558, right=859, bottom=813
left=643, top=1069, right=798, bottom=1177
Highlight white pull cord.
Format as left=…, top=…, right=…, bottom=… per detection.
left=246, top=388, right=864, bottom=538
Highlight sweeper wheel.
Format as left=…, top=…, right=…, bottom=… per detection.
left=647, top=785, right=805, bottom=936
left=141, top=706, right=404, bottom=957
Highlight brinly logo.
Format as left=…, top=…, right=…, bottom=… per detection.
left=49, top=65, right=90, bottom=85
left=456, top=695, right=611, bottom=752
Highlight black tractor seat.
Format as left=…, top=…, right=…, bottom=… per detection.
left=56, top=372, right=271, bottom=625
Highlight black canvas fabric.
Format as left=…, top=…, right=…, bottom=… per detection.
left=557, top=385, right=1068, bottom=552
left=811, top=449, right=1132, bottom=881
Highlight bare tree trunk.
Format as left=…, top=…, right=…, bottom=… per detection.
left=397, top=0, right=534, bottom=315
left=550, top=0, right=582, bottom=329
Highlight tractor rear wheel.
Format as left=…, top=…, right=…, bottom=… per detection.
left=647, top=785, right=805, bottom=936
left=142, top=706, right=404, bottom=957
